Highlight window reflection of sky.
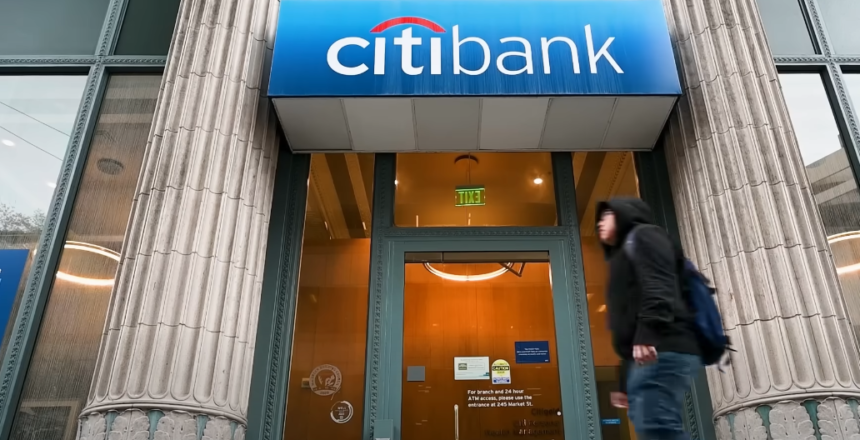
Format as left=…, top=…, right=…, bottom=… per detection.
left=779, top=73, right=842, bottom=166
left=0, top=76, right=86, bottom=215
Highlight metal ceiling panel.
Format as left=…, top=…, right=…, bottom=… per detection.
left=274, top=99, right=350, bottom=150
left=540, top=97, right=616, bottom=150
left=414, top=98, right=481, bottom=150
left=602, top=96, right=675, bottom=150
left=479, top=98, right=549, bottom=150
left=343, top=98, right=416, bottom=151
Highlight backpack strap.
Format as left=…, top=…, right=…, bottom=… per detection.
left=622, top=225, right=645, bottom=260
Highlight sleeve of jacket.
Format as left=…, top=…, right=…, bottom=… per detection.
left=619, top=358, right=630, bottom=393
left=630, top=226, right=677, bottom=347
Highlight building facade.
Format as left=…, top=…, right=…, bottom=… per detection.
left=1, top=0, right=860, bottom=440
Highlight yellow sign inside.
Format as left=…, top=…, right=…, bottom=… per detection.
left=455, top=186, right=485, bottom=207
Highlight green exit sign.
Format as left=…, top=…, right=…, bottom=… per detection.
left=455, top=186, right=485, bottom=207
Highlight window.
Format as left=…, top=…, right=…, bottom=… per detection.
left=115, top=0, right=182, bottom=56
left=780, top=73, right=860, bottom=342
left=10, top=75, right=161, bottom=440
left=819, top=0, right=860, bottom=54
left=845, top=74, right=860, bottom=112
left=0, top=0, right=111, bottom=55
left=395, top=152, right=556, bottom=227
left=283, top=153, right=374, bottom=440
left=755, top=0, right=816, bottom=55
left=0, top=76, right=87, bottom=361
left=575, top=151, right=639, bottom=440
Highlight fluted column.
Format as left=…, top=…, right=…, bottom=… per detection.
left=77, top=0, right=280, bottom=439
left=660, top=0, right=860, bottom=438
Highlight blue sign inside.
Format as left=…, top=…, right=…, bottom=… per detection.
left=602, top=419, right=622, bottom=425
left=515, top=341, right=550, bottom=364
left=270, top=0, right=680, bottom=97
left=0, top=250, right=29, bottom=341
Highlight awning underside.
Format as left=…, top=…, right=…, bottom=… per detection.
left=273, top=96, right=676, bottom=153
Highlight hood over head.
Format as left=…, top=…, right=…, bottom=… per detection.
left=595, top=197, right=656, bottom=253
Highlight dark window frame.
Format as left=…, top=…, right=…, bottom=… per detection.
left=769, top=0, right=860, bottom=189
left=0, top=0, right=169, bottom=437
left=6, top=72, right=164, bottom=440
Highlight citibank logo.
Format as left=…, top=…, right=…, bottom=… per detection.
left=326, top=16, right=623, bottom=76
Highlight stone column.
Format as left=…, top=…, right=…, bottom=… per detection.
left=77, top=0, right=280, bottom=439
left=660, top=0, right=860, bottom=438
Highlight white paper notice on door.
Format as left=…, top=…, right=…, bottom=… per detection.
left=454, top=357, right=490, bottom=380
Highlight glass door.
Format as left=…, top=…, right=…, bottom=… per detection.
left=401, top=251, right=563, bottom=440
left=375, top=238, right=592, bottom=440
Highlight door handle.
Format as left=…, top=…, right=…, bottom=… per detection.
left=454, top=404, right=459, bottom=440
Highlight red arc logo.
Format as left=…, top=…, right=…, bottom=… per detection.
left=370, top=16, right=446, bottom=33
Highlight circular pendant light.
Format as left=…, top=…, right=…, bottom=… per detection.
left=423, top=262, right=510, bottom=282
left=55, top=241, right=121, bottom=287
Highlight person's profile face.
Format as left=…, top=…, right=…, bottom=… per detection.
left=598, top=210, right=617, bottom=244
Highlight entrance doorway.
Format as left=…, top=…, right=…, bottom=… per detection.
left=268, top=152, right=655, bottom=440
left=401, top=251, right=563, bottom=440
left=370, top=238, right=593, bottom=440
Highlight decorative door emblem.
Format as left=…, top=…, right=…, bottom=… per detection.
left=331, top=401, right=354, bottom=424
left=309, top=364, right=343, bottom=396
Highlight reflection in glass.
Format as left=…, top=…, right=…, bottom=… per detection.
left=0, top=76, right=87, bottom=360
left=576, top=151, right=639, bottom=440
left=395, top=152, right=556, bottom=227
left=819, top=0, right=860, bottom=54
left=0, top=0, right=111, bottom=55
left=780, top=75, right=843, bottom=164
left=755, top=0, right=816, bottom=55
left=115, top=0, right=182, bottom=56
left=845, top=74, right=860, bottom=114
left=781, top=73, right=860, bottom=345
left=10, top=75, right=161, bottom=440
left=402, top=252, right=564, bottom=440
left=283, top=153, right=374, bottom=440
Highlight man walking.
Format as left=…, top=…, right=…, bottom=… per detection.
left=596, top=198, right=701, bottom=440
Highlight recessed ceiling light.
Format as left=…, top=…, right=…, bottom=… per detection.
left=395, top=179, right=399, bottom=185
left=533, top=177, right=543, bottom=185
left=46, top=182, right=56, bottom=188
left=97, top=158, right=125, bottom=175
left=1, top=139, right=14, bottom=147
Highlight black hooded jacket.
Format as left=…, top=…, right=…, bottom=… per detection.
left=596, top=198, right=700, bottom=389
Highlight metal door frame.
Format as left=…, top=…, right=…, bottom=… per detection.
left=359, top=153, right=598, bottom=440
left=371, top=235, right=591, bottom=440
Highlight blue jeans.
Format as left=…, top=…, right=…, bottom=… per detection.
left=626, top=352, right=700, bottom=440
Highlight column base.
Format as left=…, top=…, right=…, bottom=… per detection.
left=78, top=409, right=246, bottom=440
left=715, top=397, right=860, bottom=440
